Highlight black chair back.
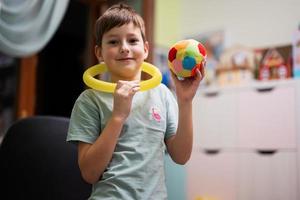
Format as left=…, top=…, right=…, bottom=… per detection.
left=0, top=116, right=91, bottom=200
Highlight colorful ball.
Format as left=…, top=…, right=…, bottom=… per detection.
left=168, top=39, right=207, bottom=78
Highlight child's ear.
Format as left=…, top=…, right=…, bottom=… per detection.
left=95, top=45, right=103, bottom=62
left=143, top=41, right=149, bottom=60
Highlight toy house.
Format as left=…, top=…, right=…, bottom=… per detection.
left=259, top=48, right=291, bottom=80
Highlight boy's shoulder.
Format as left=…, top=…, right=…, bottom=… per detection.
left=151, top=83, right=175, bottom=100
left=155, top=83, right=170, bottom=91
left=79, top=89, right=109, bottom=97
left=76, top=89, right=111, bottom=103
left=157, top=83, right=173, bottom=94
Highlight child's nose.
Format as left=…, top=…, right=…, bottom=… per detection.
left=120, top=42, right=130, bottom=53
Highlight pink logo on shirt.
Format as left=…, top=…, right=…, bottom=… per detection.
left=150, top=107, right=161, bottom=122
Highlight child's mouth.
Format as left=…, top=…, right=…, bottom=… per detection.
left=117, top=58, right=134, bottom=62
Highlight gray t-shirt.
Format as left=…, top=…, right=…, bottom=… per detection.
left=67, top=84, right=178, bottom=200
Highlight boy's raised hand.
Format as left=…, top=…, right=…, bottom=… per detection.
left=171, top=68, right=204, bottom=103
left=112, top=80, right=140, bottom=122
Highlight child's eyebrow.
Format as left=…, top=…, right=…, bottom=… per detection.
left=127, top=33, right=139, bottom=37
left=105, top=34, right=119, bottom=38
left=104, top=32, right=140, bottom=39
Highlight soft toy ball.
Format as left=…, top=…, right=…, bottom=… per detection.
left=168, top=39, right=207, bottom=78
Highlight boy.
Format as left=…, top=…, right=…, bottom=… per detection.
left=67, top=3, right=203, bottom=199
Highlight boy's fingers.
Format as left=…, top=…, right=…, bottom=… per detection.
left=131, top=86, right=140, bottom=93
left=200, top=66, right=205, bottom=79
left=194, top=68, right=202, bottom=81
left=170, top=70, right=180, bottom=84
left=196, top=67, right=205, bottom=82
left=115, top=80, right=140, bottom=95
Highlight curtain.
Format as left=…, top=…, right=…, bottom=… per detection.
left=0, top=0, right=70, bottom=57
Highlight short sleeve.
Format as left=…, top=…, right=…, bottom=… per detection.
left=163, top=86, right=178, bottom=139
left=66, top=90, right=102, bottom=144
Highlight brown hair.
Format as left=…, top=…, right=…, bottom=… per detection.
left=95, top=3, right=146, bottom=46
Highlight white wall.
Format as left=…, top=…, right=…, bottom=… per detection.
left=172, top=0, right=300, bottom=48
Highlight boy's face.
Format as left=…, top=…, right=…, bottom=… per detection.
left=95, top=22, right=149, bottom=82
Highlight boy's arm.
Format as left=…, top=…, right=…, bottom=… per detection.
left=78, top=116, right=124, bottom=184
left=78, top=80, right=140, bottom=184
left=165, top=101, right=193, bottom=164
left=165, top=69, right=203, bottom=164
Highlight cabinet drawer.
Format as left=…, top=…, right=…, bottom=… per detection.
left=186, top=149, right=237, bottom=200
left=237, top=86, right=296, bottom=149
left=237, top=151, right=298, bottom=200
left=193, top=90, right=237, bottom=149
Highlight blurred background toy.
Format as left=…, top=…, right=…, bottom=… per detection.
left=168, top=39, right=206, bottom=79
left=258, top=48, right=291, bottom=80
left=217, top=45, right=256, bottom=86
left=292, top=28, right=300, bottom=78
left=195, top=30, right=225, bottom=86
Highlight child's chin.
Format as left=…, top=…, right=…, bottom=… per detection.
left=120, top=69, right=140, bottom=79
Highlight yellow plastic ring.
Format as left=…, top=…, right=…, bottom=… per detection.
left=83, top=62, right=162, bottom=93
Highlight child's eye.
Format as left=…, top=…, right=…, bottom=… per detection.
left=129, top=38, right=139, bottom=44
left=108, top=40, right=118, bottom=45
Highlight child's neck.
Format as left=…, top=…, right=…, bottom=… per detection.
left=110, top=73, right=141, bottom=83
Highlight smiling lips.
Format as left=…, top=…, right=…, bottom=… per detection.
left=117, top=57, right=134, bottom=61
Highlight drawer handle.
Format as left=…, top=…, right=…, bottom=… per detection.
left=255, top=87, right=274, bottom=93
left=256, top=149, right=277, bottom=155
left=203, top=91, right=219, bottom=97
left=203, top=149, right=221, bottom=155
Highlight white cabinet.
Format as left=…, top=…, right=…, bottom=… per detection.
left=186, top=149, right=237, bottom=200
left=193, top=88, right=237, bottom=149
left=184, top=79, right=300, bottom=200
left=193, top=80, right=298, bottom=150
left=237, top=151, right=298, bottom=200
left=237, top=83, right=297, bottom=149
